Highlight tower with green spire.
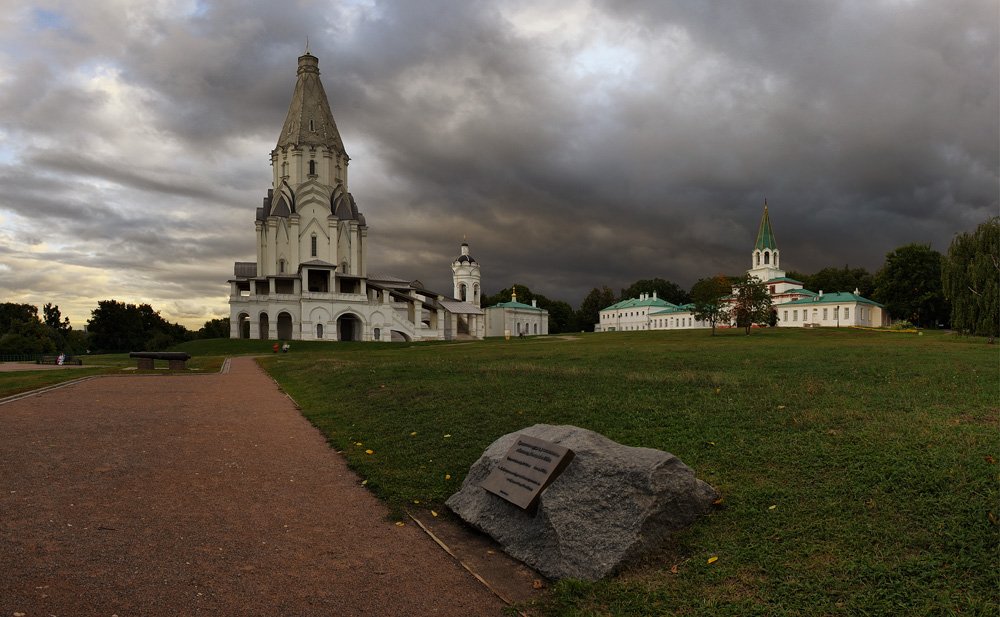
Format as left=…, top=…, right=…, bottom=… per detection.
left=747, top=200, right=784, bottom=283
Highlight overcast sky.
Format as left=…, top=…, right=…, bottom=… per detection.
left=1, top=0, right=996, bottom=328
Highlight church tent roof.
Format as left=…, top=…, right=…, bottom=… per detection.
left=276, top=53, right=347, bottom=154
left=755, top=204, right=777, bottom=251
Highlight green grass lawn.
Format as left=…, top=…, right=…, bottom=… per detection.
left=256, top=328, right=998, bottom=616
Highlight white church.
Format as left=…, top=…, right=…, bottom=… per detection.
left=597, top=205, right=889, bottom=332
left=228, top=52, right=487, bottom=342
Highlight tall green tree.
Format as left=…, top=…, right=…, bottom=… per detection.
left=0, top=318, right=57, bottom=355
left=0, top=303, right=39, bottom=335
left=619, top=278, right=690, bottom=305
left=874, top=244, right=949, bottom=328
left=787, top=266, right=875, bottom=297
left=732, top=275, right=772, bottom=335
left=577, top=286, right=617, bottom=332
left=541, top=299, right=579, bottom=334
left=199, top=318, right=231, bottom=339
left=942, top=217, right=999, bottom=340
left=88, top=300, right=191, bottom=352
left=690, top=275, right=732, bottom=336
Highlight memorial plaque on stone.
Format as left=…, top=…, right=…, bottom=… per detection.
left=479, top=434, right=575, bottom=510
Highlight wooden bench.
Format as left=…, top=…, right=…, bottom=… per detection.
left=129, top=351, right=191, bottom=370
left=37, top=355, right=83, bottom=366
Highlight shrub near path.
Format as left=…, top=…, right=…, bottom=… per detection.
left=260, top=329, right=997, bottom=616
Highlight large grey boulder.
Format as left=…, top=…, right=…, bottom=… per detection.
left=446, top=424, right=718, bottom=581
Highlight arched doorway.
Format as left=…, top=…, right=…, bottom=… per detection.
left=338, top=314, right=362, bottom=341
left=238, top=313, right=250, bottom=339
left=316, top=323, right=324, bottom=339
left=258, top=313, right=269, bottom=340
left=277, top=312, right=293, bottom=340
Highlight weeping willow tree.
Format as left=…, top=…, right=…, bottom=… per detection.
left=942, top=217, right=999, bottom=341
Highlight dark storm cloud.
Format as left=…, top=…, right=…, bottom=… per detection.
left=0, top=0, right=995, bottom=326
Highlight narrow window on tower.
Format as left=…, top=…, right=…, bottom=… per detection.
left=311, top=234, right=317, bottom=257
left=309, top=119, right=315, bottom=132
left=308, top=160, right=317, bottom=176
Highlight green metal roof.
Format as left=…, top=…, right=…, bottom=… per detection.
left=755, top=205, right=777, bottom=251
left=765, top=276, right=802, bottom=284
left=492, top=300, right=544, bottom=311
left=650, top=304, right=695, bottom=316
left=775, top=288, right=817, bottom=296
left=782, top=292, right=884, bottom=307
left=602, top=297, right=677, bottom=311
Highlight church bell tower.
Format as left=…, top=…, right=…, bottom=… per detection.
left=452, top=241, right=481, bottom=304
left=747, top=201, right=782, bottom=282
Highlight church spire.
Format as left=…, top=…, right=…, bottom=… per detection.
left=754, top=201, right=777, bottom=251
left=276, top=53, right=347, bottom=155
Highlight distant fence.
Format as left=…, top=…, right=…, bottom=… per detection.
left=0, top=354, right=44, bottom=363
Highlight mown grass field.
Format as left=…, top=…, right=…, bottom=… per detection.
left=252, top=328, right=997, bottom=616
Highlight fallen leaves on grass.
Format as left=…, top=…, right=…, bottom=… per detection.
left=768, top=504, right=777, bottom=511
left=395, top=521, right=404, bottom=527
left=443, top=434, right=452, bottom=438
left=365, top=449, right=374, bottom=455
left=670, top=564, right=679, bottom=574
left=985, top=455, right=996, bottom=464
left=444, top=474, right=452, bottom=480
left=410, top=431, right=417, bottom=436
left=532, top=579, right=545, bottom=589
left=431, top=510, right=438, bottom=517
left=707, top=556, right=719, bottom=565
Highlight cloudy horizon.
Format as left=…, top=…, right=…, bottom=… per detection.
left=1, top=0, right=996, bottom=329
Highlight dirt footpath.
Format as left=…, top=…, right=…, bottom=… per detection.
left=0, top=357, right=505, bottom=616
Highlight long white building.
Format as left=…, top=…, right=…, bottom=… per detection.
left=598, top=205, right=889, bottom=331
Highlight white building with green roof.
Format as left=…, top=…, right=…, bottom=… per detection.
left=484, top=288, right=549, bottom=337
left=595, top=203, right=889, bottom=331
left=597, top=292, right=706, bottom=331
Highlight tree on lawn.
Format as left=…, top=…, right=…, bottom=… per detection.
left=88, top=300, right=191, bottom=352
left=732, top=275, right=772, bottom=335
left=690, top=275, right=732, bottom=336
left=576, top=286, right=617, bottom=332
left=942, top=217, right=999, bottom=340
left=874, top=244, right=949, bottom=328
left=0, top=303, right=39, bottom=335
left=199, top=317, right=231, bottom=339
left=0, top=315, right=57, bottom=355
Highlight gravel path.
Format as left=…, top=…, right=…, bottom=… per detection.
left=0, top=357, right=505, bottom=616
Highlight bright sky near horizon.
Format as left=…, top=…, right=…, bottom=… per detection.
left=0, top=0, right=996, bottom=328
